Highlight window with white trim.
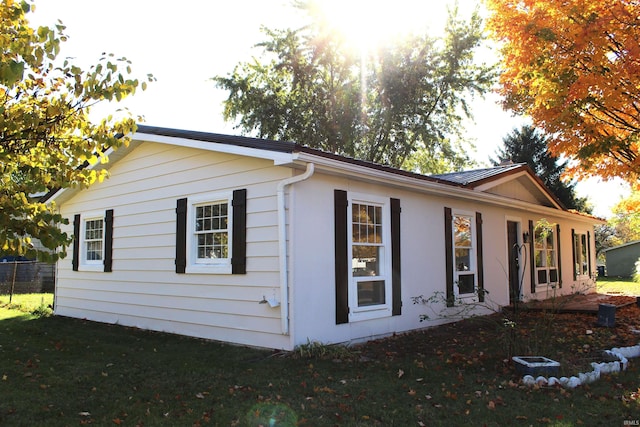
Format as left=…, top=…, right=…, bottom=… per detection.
left=349, top=195, right=391, bottom=318
left=84, top=218, right=104, bottom=261
left=73, top=212, right=106, bottom=271
left=534, top=225, right=558, bottom=286
left=187, top=193, right=232, bottom=273
left=72, top=210, right=113, bottom=272
left=573, top=232, right=590, bottom=277
left=81, top=215, right=105, bottom=269
left=452, top=213, right=476, bottom=296
left=195, top=202, right=229, bottom=261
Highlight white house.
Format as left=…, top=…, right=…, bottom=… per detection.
left=46, top=125, right=602, bottom=350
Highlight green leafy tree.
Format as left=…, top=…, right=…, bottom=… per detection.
left=213, top=1, right=494, bottom=172
left=0, top=0, right=154, bottom=261
left=607, top=185, right=640, bottom=245
left=491, top=125, right=590, bottom=212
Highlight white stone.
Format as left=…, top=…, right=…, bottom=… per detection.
left=566, top=376, right=581, bottom=388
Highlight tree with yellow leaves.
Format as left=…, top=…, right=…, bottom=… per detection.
left=486, top=0, right=640, bottom=182
left=0, top=0, right=153, bottom=260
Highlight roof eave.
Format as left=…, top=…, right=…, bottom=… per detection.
left=295, top=152, right=599, bottom=224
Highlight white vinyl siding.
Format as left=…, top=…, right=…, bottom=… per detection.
left=55, top=143, right=291, bottom=350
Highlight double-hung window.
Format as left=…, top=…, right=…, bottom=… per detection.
left=573, top=231, right=590, bottom=278
left=452, top=213, right=476, bottom=296
left=534, top=225, right=558, bottom=286
left=175, top=189, right=247, bottom=275
left=187, top=193, right=232, bottom=273
left=334, top=190, right=402, bottom=324
left=349, top=195, right=392, bottom=319
left=84, top=217, right=104, bottom=263
left=73, top=209, right=114, bottom=272
left=444, top=208, right=485, bottom=306
left=195, top=201, right=229, bottom=261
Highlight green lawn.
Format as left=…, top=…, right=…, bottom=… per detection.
left=0, top=293, right=53, bottom=320
left=597, top=276, right=640, bottom=296
left=0, top=294, right=639, bottom=426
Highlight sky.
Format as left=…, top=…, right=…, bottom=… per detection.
left=28, top=0, right=629, bottom=217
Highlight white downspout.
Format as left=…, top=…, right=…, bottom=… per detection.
left=277, top=162, right=315, bottom=335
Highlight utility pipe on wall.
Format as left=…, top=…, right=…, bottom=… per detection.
left=276, top=163, right=315, bottom=335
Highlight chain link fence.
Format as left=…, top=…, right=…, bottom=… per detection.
left=0, top=259, right=55, bottom=300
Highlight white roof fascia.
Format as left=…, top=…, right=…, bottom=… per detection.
left=294, top=152, right=601, bottom=225
left=134, top=131, right=296, bottom=166
left=46, top=133, right=296, bottom=206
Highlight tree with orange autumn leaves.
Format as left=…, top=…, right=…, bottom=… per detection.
left=485, top=0, right=640, bottom=188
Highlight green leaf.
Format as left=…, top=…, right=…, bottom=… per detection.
left=0, top=61, right=25, bottom=85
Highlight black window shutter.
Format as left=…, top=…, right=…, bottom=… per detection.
left=72, top=214, right=80, bottom=271
left=231, top=189, right=247, bottom=274
left=444, top=207, right=454, bottom=307
left=529, top=220, right=536, bottom=293
left=175, top=198, right=188, bottom=274
left=571, top=228, right=577, bottom=281
left=391, top=198, right=402, bottom=316
left=556, top=224, right=562, bottom=288
left=104, top=209, right=114, bottom=272
left=475, top=212, right=485, bottom=302
left=334, top=190, right=349, bottom=324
